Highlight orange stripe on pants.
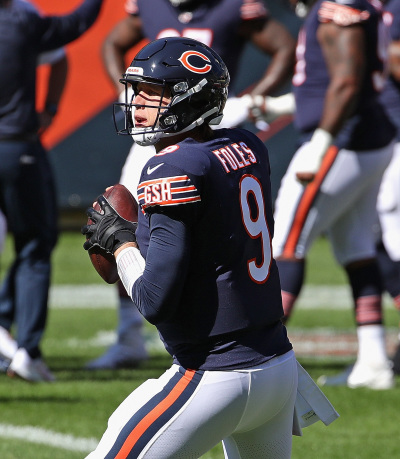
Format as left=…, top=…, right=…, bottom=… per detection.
left=283, top=145, right=339, bottom=258
left=115, top=369, right=196, bottom=459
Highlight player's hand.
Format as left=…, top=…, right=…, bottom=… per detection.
left=292, top=129, right=333, bottom=185
left=81, top=196, right=138, bottom=255
left=243, top=93, right=296, bottom=125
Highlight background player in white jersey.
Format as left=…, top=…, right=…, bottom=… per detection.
left=82, top=36, right=337, bottom=459
left=272, top=0, right=395, bottom=389
left=87, top=0, right=298, bottom=370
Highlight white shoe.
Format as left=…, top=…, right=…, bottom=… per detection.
left=347, top=361, right=394, bottom=390
left=7, top=348, right=55, bottom=382
left=85, top=343, right=148, bottom=370
left=0, top=326, right=18, bottom=360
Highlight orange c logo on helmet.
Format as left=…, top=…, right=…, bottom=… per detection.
left=178, top=51, right=212, bottom=74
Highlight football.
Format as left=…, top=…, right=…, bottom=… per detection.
left=87, top=184, right=138, bottom=284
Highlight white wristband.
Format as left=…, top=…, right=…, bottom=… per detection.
left=309, top=128, right=333, bottom=154
left=116, top=246, right=145, bottom=298
left=293, top=128, right=333, bottom=180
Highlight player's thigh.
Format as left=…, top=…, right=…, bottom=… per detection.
left=0, top=140, right=57, bottom=244
left=273, top=145, right=361, bottom=257
left=87, top=366, right=247, bottom=459
left=377, top=144, right=400, bottom=260
left=329, top=146, right=393, bottom=265
left=85, top=373, right=164, bottom=459
left=223, top=407, right=294, bottom=459
left=143, top=369, right=249, bottom=458
left=274, top=144, right=391, bottom=259
left=377, top=143, right=400, bottom=214
left=223, top=351, right=297, bottom=459
left=272, top=148, right=308, bottom=257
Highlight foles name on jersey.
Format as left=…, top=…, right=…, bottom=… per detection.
left=212, top=142, right=257, bottom=173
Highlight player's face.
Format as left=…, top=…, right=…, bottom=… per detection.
left=133, top=83, right=171, bottom=128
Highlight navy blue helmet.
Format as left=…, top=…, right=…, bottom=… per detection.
left=114, top=36, right=230, bottom=146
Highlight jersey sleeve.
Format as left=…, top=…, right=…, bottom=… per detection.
left=131, top=213, right=191, bottom=324
left=137, top=154, right=202, bottom=217
left=25, top=0, right=103, bottom=51
left=318, top=0, right=373, bottom=27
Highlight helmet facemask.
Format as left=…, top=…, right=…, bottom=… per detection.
left=114, top=76, right=226, bottom=146
left=114, top=79, right=172, bottom=146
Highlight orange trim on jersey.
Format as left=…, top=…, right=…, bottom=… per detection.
left=114, top=369, right=196, bottom=459
left=137, top=186, right=197, bottom=203
left=141, top=195, right=201, bottom=209
left=139, top=175, right=189, bottom=188
left=282, top=145, right=339, bottom=258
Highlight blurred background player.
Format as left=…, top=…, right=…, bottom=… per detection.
left=272, top=0, right=395, bottom=389
left=0, top=0, right=105, bottom=382
left=377, top=0, right=400, bottom=374
left=87, top=0, right=297, bottom=370
left=0, top=44, right=68, bottom=370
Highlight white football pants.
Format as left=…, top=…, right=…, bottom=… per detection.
left=86, top=350, right=297, bottom=459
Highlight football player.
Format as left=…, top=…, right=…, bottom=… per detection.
left=0, top=44, right=68, bottom=379
left=82, top=36, right=337, bottom=459
left=272, top=0, right=395, bottom=389
left=377, top=0, right=400, bottom=375
left=0, top=0, right=105, bottom=382
left=87, top=0, right=298, bottom=370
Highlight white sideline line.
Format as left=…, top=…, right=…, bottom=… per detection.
left=48, top=285, right=394, bottom=310
left=49, top=285, right=118, bottom=309
left=0, top=423, right=97, bottom=453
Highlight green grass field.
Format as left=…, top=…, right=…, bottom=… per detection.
left=0, top=232, right=399, bottom=458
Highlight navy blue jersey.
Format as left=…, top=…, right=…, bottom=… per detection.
left=293, top=0, right=395, bottom=150
left=133, top=128, right=291, bottom=370
left=381, top=0, right=400, bottom=140
left=124, top=0, right=268, bottom=88
left=0, top=0, right=103, bottom=138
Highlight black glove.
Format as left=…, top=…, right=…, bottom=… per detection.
left=81, top=195, right=138, bottom=255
